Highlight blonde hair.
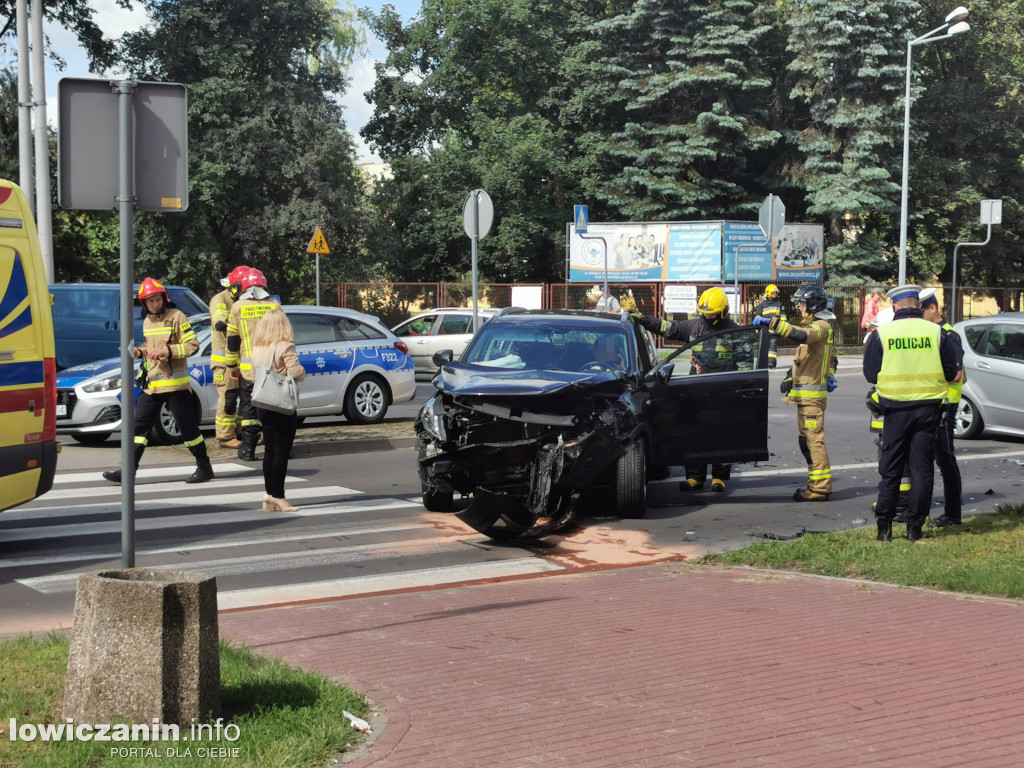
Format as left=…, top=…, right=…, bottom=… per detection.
left=252, top=309, right=294, bottom=347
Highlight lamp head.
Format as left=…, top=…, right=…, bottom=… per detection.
left=948, top=20, right=970, bottom=35
left=945, top=5, right=969, bottom=22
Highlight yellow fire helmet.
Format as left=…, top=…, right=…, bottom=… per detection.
left=765, top=284, right=779, bottom=299
left=697, top=287, right=729, bottom=317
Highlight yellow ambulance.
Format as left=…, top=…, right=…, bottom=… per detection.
left=0, top=179, right=58, bottom=512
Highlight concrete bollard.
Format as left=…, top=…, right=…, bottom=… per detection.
left=62, top=569, right=220, bottom=725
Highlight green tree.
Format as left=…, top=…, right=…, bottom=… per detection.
left=583, top=0, right=780, bottom=221
left=0, top=0, right=129, bottom=71
left=117, top=0, right=370, bottom=302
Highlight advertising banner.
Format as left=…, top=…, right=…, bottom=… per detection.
left=722, top=222, right=772, bottom=281
left=568, top=222, right=668, bottom=282
left=664, top=222, right=723, bottom=282
left=773, top=224, right=824, bottom=281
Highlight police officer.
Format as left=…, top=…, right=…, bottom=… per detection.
left=753, top=284, right=786, bottom=368
left=863, top=285, right=962, bottom=541
left=102, top=278, right=214, bottom=484
left=226, top=268, right=280, bottom=461
left=755, top=284, right=837, bottom=501
left=209, top=265, right=248, bottom=448
left=919, top=287, right=964, bottom=527
left=633, top=287, right=747, bottom=492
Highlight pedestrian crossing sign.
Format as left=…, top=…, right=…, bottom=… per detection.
left=307, top=227, right=331, bottom=255
left=573, top=205, right=588, bottom=234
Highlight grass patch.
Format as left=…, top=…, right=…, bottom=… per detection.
left=0, top=636, right=369, bottom=768
left=703, top=503, right=1024, bottom=598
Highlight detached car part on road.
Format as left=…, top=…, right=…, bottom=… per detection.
left=415, top=309, right=770, bottom=540
left=56, top=306, right=416, bottom=444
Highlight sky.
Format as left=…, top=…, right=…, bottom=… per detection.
left=27, top=0, right=423, bottom=164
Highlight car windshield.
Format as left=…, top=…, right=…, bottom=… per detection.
left=461, top=323, right=630, bottom=373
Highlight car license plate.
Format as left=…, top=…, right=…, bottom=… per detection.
left=56, top=404, right=67, bottom=417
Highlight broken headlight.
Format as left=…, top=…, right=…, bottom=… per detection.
left=420, top=396, right=446, bottom=442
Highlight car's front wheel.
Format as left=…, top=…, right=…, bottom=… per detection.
left=616, top=436, right=647, bottom=518
left=344, top=373, right=390, bottom=424
left=421, top=483, right=454, bottom=512
left=953, top=396, right=983, bottom=439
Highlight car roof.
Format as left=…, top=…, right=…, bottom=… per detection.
left=955, top=312, right=1024, bottom=326
left=280, top=304, right=389, bottom=328
left=417, top=307, right=500, bottom=315
left=487, top=309, right=630, bottom=327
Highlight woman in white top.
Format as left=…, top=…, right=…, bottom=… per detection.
left=250, top=310, right=306, bottom=512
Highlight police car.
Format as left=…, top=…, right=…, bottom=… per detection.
left=55, top=306, right=416, bottom=444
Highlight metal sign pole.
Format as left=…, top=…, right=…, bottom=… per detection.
left=471, top=191, right=479, bottom=331
left=117, top=80, right=137, bottom=568
left=316, top=252, right=321, bottom=306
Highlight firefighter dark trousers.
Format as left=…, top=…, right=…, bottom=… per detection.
left=239, top=378, right=262, bottom=440
left=797, top=403, right=831, bottom=494
left=686, top=463, right=732, bottom=484
left=875, top=404, right=942, bottom=528
left=133, top=390, right=208, bottom=465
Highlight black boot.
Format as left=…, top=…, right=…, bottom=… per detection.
left=905, top=524, right=926, bottom=541
left=102, top=443, right=145, bottom=484
left=932, top=514, right=962, bottom=528
left=185, top=440, right=215, bottom=483
left=237, top=431, right=258, bottom=462
left=876, top=520, right=893, bottom=542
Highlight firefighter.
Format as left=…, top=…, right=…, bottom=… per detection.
left=863, top=284, right=962, bottom=541
left=102, top=278, right=214, bottom=484
left=752, top=284, right=786, bottom=368
left=633, top=287, right=749, bottom=492
left=755, top=285, right=837, bottom=501
left=226, top=268, right=280, bottom=461
left=209, top=265, right=248, bottom=448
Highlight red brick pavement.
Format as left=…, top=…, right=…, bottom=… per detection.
left=219, top=565, right=1024, bottom=767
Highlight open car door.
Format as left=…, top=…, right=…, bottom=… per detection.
left=645, top=325, right=770, bottom=467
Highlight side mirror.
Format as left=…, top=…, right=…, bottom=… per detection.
left=432, top=349, right=454, bottom=367
left=649, top=362, right=674, bottom=385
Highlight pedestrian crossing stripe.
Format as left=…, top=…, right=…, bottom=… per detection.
left=306, top=226, right=330, bottom=255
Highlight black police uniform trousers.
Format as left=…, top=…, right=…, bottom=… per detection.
left=934, top=402, right=963, bottom=520
left=238, top=378, right=262, bottom=439
left=875, top=403, right=943, bottom=527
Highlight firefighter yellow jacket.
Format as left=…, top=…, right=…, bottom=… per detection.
left=225, top=294, right=279, bottom=381
left=771, top=314, right=837, bottom=406
left=136, top=306, right=198, bottom=395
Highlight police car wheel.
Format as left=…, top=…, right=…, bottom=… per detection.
left=344, top=374, right=390, bottom=425
left=150, top=396, right=201, bottom=445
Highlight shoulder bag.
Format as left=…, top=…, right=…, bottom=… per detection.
left=251, top=342, right=299, bottom=415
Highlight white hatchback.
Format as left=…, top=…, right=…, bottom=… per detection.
left=391, top=307, right=499, bottom=375
left=953, top=312, right=1024, bottom=439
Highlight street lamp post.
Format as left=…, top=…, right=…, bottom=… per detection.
left=897, top=6, right=970, bottom=285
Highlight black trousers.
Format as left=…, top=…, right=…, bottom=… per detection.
left=686, top=463, right=732, bottom=483
left=935, top=402, right=963, bottom=519
left=135, top=389, right=202, bottom=445
left=875, top=404, right=942, bottom=527
left=257, top=407, right=299, bottom=498
left=239, top=378, right=261, bottom=438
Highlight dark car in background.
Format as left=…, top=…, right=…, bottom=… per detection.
left=953, top=313, right=1024, bottom=439
left=415, top=309, right=770, bottom=540
left=49, top=283, right=207, bottom=369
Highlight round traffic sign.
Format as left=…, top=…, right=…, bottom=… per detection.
left=463, top=189, right=494, bottom=239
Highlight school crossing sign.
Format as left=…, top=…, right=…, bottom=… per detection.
left=307, top=227, right=330, bottom=255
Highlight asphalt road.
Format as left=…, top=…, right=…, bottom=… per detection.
left=4, top=360, right=1023, bottom=636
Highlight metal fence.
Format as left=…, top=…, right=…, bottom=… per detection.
left=338, top=281, right=1023, bottom=347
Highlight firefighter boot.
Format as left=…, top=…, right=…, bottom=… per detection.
left=237, top=431, right=259, bottom=462
left=186, top=440, right=215, bottom=484
left=876, top=519, right=893, bottom=542
left=102, top=443, right=146, bottom=484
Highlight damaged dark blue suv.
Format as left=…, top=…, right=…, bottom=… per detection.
left=415, top=309, right=771, bottom=540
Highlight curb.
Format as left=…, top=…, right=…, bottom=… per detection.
left=290, top=435, right=417, bottom=458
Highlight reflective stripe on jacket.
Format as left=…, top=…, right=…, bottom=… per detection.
left=942, top=321, right=963, bottom=403
left=226, top=297, right=279, bottom=380
left=876, top=318, right=946, bottom=402
left=775, top=316, right=836, bottom=405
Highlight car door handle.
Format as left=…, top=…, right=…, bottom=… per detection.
left=736, top=386, right=765, bottom=397
left=415, top=340, right=427, bottom=345
left=976, top=362, right=992, bottom=370
left=105, top=320, right=111, bottom=329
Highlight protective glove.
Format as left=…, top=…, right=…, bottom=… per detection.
left=214, top=320, right=228, bottom=333
left=629, top=312, right=644, bottom=323
left=827, top=376, right=838, bottom=392
left=780, top=367, right=793, bottom=395
left=752, top=316, right=772, bottom=327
